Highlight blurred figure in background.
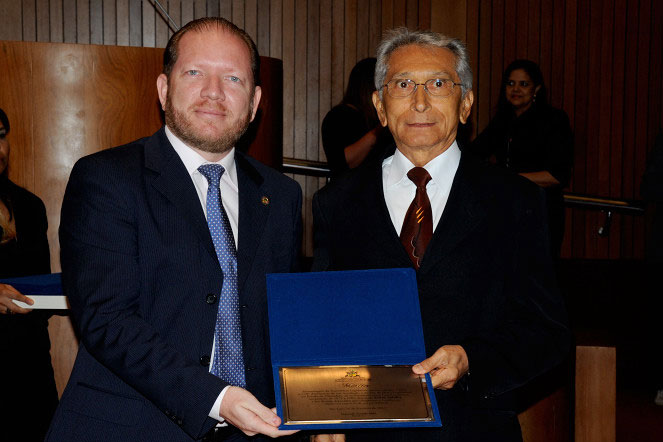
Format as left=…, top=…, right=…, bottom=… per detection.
left=469, top=59, right=573, bottom=257
left=321, top=58, right=393, bottom=177
left=0, top=107, right=58, bottom=441
left=641, top=131, right=663, bottom=406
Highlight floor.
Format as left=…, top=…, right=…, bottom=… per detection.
left=617, top=387, right=663, bottom=442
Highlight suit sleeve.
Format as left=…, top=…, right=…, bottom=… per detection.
left=311, top=190, right=330, bottom=272
left=60, top=156, right=225, bottom=439
left=460, top=184, right=571, bottom=399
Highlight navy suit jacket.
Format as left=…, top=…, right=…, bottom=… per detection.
left=47, top=128, right=302, bottom=441
left=312, top=149, right=570, bottom=442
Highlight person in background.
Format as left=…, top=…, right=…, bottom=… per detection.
left=0, top=107, right=58, bottom=441
left=321, top=58, right=393, bottom=177
left=641, top=131, right=663, bottom=406
left=469, top=59, right=574, bottom=257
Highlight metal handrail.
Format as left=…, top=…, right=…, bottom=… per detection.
left=282, top=158, right=647, bottom=236
left=282, top=158, right=331, bottom=177
left=563, top=194, right=645, bottom=215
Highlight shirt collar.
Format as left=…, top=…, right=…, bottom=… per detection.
left=384, top=140, right=461, bottom=188
left=165, top=125, right=238, bottom=189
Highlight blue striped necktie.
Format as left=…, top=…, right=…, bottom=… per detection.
left=198, top=164, right=246, bottom=387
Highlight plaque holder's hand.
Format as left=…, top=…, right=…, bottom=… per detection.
left=412, top=345, right=469, bottom=390
left=219, top=386, right=299, bottom=438
left=0, top=283, right=34, bottom=314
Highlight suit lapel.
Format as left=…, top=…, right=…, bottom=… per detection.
left=144, top=128, right=217, bottom=261
left=419, top=153, right=488, bottom=274
left=351, top=159, right=413, bottom=268
left=235, top=153, right=269, bottom=293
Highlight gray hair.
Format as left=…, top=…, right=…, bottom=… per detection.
left=374, top=28, right=473, bottom=98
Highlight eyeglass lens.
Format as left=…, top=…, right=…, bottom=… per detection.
left=387, top=79, right=455, bottom=97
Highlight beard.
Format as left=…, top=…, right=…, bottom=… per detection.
left=164, top=92, right=253, bottom=155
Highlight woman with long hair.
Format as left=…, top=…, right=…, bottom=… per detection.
left=470, top=59, right=574, bottom=256
left=321, top=58, right=392, bottom=177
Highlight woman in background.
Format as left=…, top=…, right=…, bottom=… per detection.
left=0, top=107, right=58, bottom=441
left=470, top=59, right=574, bottom=256
left=321, top=58, right=392, bottom=177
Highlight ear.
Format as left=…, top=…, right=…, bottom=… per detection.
left=249, top=86, right=262, bottom=122
left=372, top=91, right=388, bottom=127
left=156, top=73, right=168, bottom=111
left=534, top=84, right=542, bottom=95
left=459, top=90, right=474, bottom=124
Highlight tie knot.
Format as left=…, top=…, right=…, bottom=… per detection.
left=407, top=167, right=431, bottom=188
left=198, top=164, right=225, bottom=187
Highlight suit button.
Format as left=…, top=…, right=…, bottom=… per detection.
left=206, top=293, right=217, bottom=304
left=200, top=355, right=210, bottom=366
left=177, top=419, right=183, bottom=426
left=241, top=304, right=248, bottom=309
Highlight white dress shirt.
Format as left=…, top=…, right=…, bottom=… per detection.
left=165, top=126, right=236, bottom=424
left=382, top=141, right=461, bottom=234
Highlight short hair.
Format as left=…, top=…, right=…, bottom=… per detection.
left=374, top=28, right=473, bottom=98
left=0, top=108, right=9, bottom=133
left=163, top=17, right=260, bottom=86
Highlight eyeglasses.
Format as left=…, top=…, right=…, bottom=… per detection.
left=505, top=80, right=531, bottom=87
left=382, top=78, right=462, bottom=98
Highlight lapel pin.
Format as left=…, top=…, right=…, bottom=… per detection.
left=261, top=196, right=270, bottom=206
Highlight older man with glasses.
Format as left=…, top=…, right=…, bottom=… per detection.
left=312, top=28, right=570, bottom=442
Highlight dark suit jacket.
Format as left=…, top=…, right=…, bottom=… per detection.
left=312, top=149, right=570, bottom=442
left=46, top=128, right=302, bottom=441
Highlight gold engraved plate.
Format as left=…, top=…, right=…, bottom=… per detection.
left=279, top=365, right=434, bottom=425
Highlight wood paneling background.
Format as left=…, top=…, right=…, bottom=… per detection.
left=1, top=0, right=661, bottom=260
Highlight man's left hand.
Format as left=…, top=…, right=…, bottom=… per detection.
left=412, top=345, right=469, bottom=390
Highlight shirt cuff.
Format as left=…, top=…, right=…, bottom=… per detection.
left=208, top=385, right=231, bottom=426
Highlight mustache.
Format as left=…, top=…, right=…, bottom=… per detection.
left=189, top=101, right=231, bottom=115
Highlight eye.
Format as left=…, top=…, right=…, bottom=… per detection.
left=506, top=80, right=516, bottom=87
left=397, top=80, right=410, bottom=89
left=186, top=70, right=200, bottom=76
left=520, top=81, right=530, bottom=87
left=430, top=79, right=447, bottom=89
left=227, top=76, right=241, bottom=83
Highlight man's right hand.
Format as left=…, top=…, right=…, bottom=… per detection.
left=219, top=386, right=299, bottom=438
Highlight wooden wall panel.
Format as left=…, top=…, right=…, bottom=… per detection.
left=1, top=0, right=661, bottom=260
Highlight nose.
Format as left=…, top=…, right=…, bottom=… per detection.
left=201, top=76, right=225, bottom=100
left=411, top=84, right=430, bottom=112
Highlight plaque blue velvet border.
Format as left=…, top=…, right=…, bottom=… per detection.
left=0, top=273, right=62, bottom=295
left=267, top=268, right=441, bottom=430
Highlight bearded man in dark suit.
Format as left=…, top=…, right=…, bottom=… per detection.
left=47, top=17, right=300, bottom=442
left=312, top=28, right=570, bottom=442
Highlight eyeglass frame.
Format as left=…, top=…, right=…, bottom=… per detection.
left=381, top=78, right=464, bottom=98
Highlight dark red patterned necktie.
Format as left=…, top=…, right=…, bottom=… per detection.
left=400, top=167, right=433, bottom=269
